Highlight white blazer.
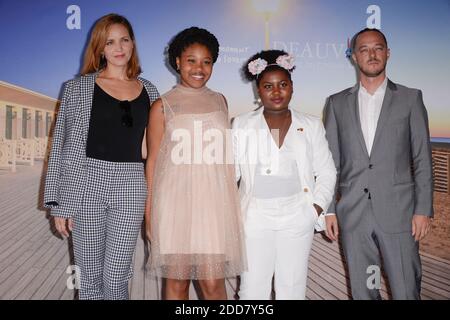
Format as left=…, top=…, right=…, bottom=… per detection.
left=232, top=107, right=337, bottom=231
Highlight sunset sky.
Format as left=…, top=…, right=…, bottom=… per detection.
left=1, top=0, right=449, bottom=138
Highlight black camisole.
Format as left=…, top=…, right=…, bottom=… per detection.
left=86, top=83, right=150, bottom=162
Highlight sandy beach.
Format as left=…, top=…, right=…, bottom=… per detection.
left=421, top=191, right=450, bottom=260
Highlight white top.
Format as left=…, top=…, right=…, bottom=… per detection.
left=358, top=77, right=388, bottom=155
left=252, top=117, right=302, bottom=199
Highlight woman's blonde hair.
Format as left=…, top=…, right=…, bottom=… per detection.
left=81, top=13, right=141, bottom=78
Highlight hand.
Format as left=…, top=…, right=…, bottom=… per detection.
left=325, top=215, right=339, bottom=242
left=144, top=196, right=152, bottom=242
left=412, top=214, right=432, bottom=242
left=54, top=217, right=73, bottom=238
left=144, top=214, right=152, bottom=242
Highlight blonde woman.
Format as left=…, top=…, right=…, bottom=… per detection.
left=43, top=13, right=159, bottom=299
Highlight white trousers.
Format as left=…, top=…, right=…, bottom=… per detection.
left=239, top=194, right=317, bottom=300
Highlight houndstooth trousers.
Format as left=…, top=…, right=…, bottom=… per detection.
left=72, top=157, right=147, bottom=300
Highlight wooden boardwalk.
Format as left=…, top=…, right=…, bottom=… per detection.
left=1, top=163, right=449, bottom=300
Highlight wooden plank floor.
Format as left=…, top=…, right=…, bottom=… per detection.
left=1, top=163, right=449, bottom=300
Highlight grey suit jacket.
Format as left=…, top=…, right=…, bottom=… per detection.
left=43, top=73, right=159, bottom=218
left=324, top=80, right=433, bottom=233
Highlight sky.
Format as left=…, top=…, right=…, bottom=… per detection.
left=1, top=0, right=449, bottom=138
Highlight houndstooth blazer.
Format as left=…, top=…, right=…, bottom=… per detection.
left=43, top=72, right=159, bottom=218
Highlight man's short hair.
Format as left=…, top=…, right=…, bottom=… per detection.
left=351, top=28, right=388, bottom=51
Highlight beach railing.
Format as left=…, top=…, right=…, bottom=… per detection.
left=34, top=137, right=48, bottom=160
left=0, top=137, right=17, bottom=173
left=432, top=148, right=450, bottom=194
left=16, top=138, right=35, bottom=166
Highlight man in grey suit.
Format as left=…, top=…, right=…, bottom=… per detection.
left=323, top=28, right=433, bottom=300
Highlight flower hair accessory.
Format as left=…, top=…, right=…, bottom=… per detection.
left=247, top=54, right=295, bottom=76
left=345, top=38, right=352, bottom=58
left=248, top=58, right=268, bottom=76
left=275, top=54, right=295, bottom=70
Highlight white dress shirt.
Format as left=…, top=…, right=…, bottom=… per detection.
left=358, top=77, right=388, bottom=155
left=253, top=121, right=302, bottom=199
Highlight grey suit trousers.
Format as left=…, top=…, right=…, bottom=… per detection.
left=341, top=201, right=422, bottom=300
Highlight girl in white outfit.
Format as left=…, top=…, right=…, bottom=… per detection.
left=233, top=50, right=337, bottom=299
